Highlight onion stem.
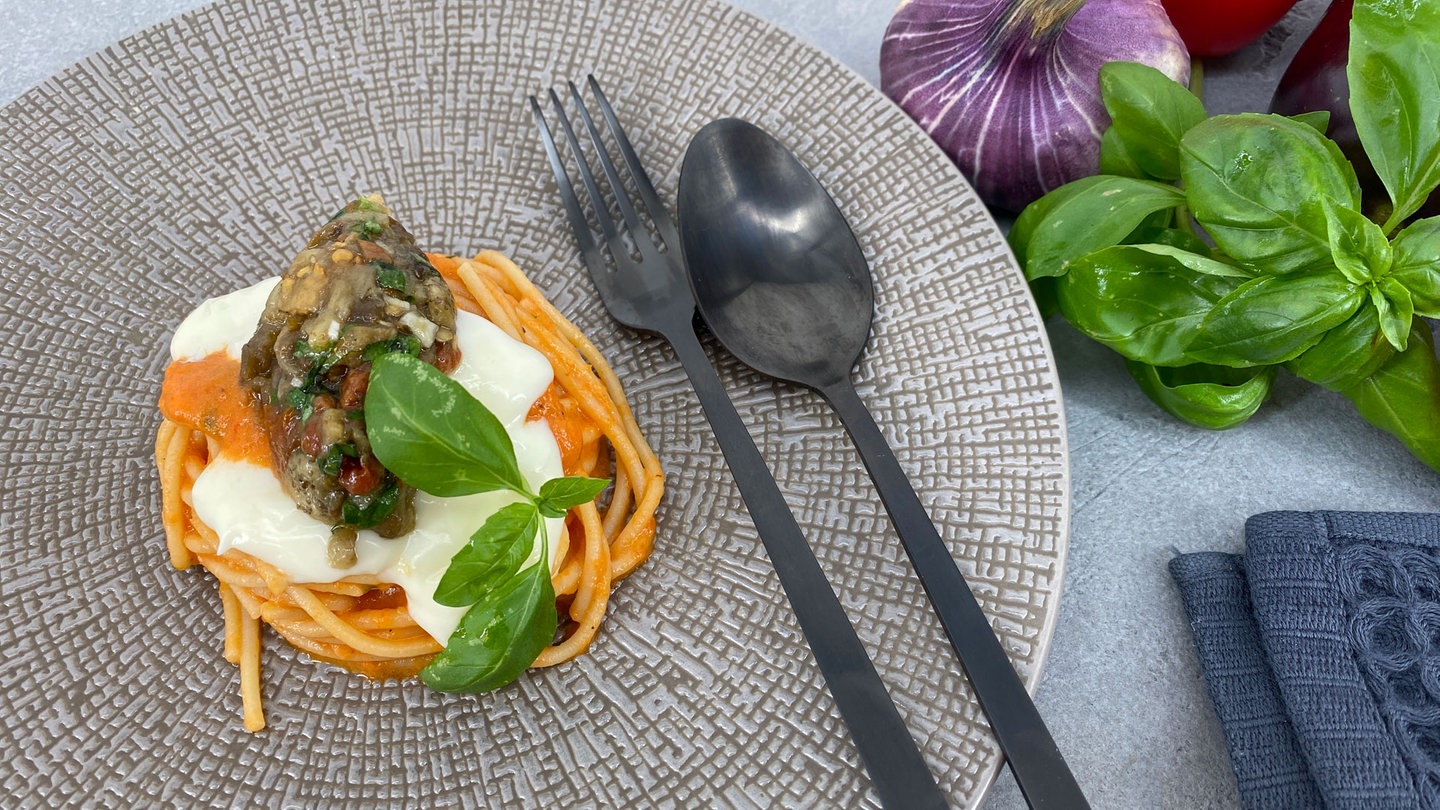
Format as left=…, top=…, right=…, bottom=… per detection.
left=1000, top=0, right=1088, bottom=42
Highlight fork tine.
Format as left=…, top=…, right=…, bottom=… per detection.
left=543, top=88, right=625, bottom=251
left=547, top=88, right=627, bottom=246
left=586, top=75, right=681, bottom=251
left=528, top=95, right=605, bottom=268
left=566, top=80, right=652, bottom=247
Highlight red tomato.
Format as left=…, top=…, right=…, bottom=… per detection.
left=1160, top=0, right=1302, bottom=57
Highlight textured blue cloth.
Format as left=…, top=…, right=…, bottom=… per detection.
left=1171, top=511, right=1440, bottom=810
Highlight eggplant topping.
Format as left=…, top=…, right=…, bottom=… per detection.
left=240, top=196, right=458, bottom=543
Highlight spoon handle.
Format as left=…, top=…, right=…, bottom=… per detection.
left=818, top=378, right=1088, bottom=810
left=664, top=323, right=948, bottom=810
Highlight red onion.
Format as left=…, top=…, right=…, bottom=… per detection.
left=881, top=0, right=1190, bottom=212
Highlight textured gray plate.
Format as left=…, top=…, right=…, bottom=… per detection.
left=0, top=0, right=1068, bottom=806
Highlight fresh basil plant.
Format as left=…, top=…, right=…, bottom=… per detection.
left=364, top=352, right=608, bottom=693
left=1010, top=0, right=1440, bottom=473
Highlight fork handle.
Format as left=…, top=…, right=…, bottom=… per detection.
left=817, top=378, right=1089, bottom=810
left=665, top=322, right=948, bottom=810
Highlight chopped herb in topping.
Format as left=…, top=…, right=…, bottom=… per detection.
left=293, top=337, right=339, bottom=371
left=318, top=442, right=359, bottom=477
left=374, top=261, right=407, bottom=293
left=319, top=447, right=343, bottom=477
left=352, top=197, right=383, bottom=212
left=362, top=334, right=422, bottom=363
left=285, top=388, right=316, bottom=421
left=351, top=218, right=384, bottom=238
left=341, top=480, right=401, bottom=528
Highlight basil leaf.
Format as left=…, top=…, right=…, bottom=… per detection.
left=1133, top=228, right=1215, bottom=258
left=1011, top=176, right=1187, bottom=280
left=1372, top=278, right=1415, bottom=353
left=433, top=502, right=541, bottom=608
left=1285, top=301, right=1395, bottom=391
left=1056, top=245, right=1242, bottom=367
left=1289, top=111, right=1331, bottom=134
left=1099, top=126, right=1147, bottom=180
left=1121, top=243, right=1251, bottom=278
left=1349, top=0, right=1440, bottom=229
left=1011, top=177, right=1097, bottom=272
left=1321, top=196, right=1392, bottom=284
left=535, top=476, right=610, bottom=519
left=420, top=558, right=557, bottom=693
left=1185, top=271, right=1364, bottom=367
left=1011, top=176, right=1110, bottom=273
left=1180, top=114, right=1361, bottom=275
left=1340, top=323, right=1440, bottom=473
left=1100, top=61, right=1207, bottom=182
left=365, top=353, right=529, bottom=498
left=1391, top=216, right=1440, bottom=317
left=1125, top=360, right=1276, bottom=430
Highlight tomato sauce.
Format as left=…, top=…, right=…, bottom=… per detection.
left=427, top=251, right=598, bottom=476
left=159, top=353, right=270, bottom=467
left=528, top=382, right=590, bottom=474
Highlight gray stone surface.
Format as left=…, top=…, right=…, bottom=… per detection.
left=3, top=0, right=1435, bottom=808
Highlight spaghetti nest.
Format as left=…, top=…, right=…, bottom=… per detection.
left=156, top=250, right=663, bottom=731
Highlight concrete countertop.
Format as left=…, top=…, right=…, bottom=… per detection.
left=4, top=0, right=1434, bottom=807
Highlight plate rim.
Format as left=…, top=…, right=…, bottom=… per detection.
left=0, top=0, right=1073, bottom=805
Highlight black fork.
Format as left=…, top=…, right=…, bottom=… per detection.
left=530, top=76, right=949, bottom=809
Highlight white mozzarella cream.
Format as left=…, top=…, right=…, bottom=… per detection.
left=171, top=280, right=564, bottom=646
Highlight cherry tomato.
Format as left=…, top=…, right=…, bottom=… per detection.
left=1160, top=0, right=1301, bottom=57
left=339, top=453, right=385, bottom=496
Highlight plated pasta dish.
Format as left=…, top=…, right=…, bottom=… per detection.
left=155, top=197, right=663, bottom=730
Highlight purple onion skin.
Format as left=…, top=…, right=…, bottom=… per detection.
left=881, top=0, right=1190, bottom=212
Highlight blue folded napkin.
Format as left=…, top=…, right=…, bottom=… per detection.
left=1170, top=511, right=1440, bottom=809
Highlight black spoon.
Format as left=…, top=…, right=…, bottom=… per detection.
left=677, top=117, right=1088, bottom=810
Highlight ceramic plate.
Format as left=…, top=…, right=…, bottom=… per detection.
left=0, top=0, right=1068, bottom=805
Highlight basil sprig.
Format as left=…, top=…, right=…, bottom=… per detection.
left=364, top=353, right=608, bottom=693
left=1010, top=2, right=1440, bottom=473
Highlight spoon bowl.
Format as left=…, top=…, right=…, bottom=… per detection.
left=677, top=118, right=872, bottom=390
